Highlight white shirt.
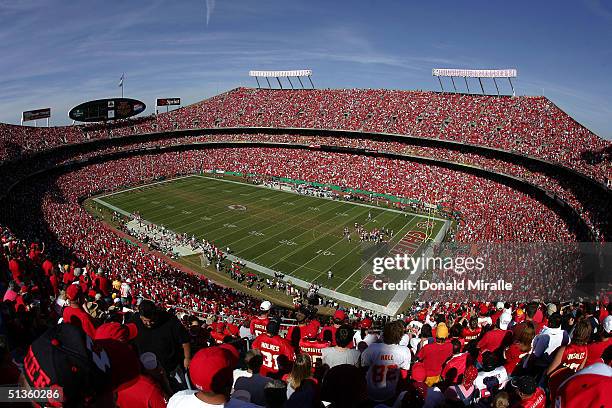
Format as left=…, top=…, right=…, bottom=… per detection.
left=473, top=366, right=508, bottom=401
left=321, top=346, right=361, bottom=368
left=478, top=316, right=493, bottom=327
left=168, top=391, right=261, bottom=408
left=239, top=326, right=253, bottom=339
left=361, top=343, right=412, bottom=402
left=532, top=326, right=569, bottom=361
left=353, top=331, right=380, bottom=348
left=120, top=282, right=131, bottom=297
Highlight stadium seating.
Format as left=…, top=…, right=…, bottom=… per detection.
left=2, top=88, right=610, bottom=184
left=2, top=89, right=611, bottom=407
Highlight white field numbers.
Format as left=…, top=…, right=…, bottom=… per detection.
left=316, top=249, right=335, bottom=256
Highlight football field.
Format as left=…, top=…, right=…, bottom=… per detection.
left=93, top=175, right=448, bottom=314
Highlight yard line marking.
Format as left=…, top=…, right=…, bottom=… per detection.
left=194, top=175, right=446, bottom=222
left=306, top=211, right=406, bottom=285
left=335, top=215, right=418, bottom=293
left=257, top=205, right=370, bottom=266
left=228, top=198, right=342, bottom=254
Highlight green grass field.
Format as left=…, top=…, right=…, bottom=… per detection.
left=93, top=175, right=446, bottom=312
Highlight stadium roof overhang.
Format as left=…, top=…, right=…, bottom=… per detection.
left=248, top=69, right=314, bottom=89
left=432, top=68, right=518, bottom=96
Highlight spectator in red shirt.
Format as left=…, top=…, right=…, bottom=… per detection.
left=417, top=323, right=453, bottom=386
left=287, top=310, right=319, bottom=351
left=461, top=317, right=482, bottom=343
left=441, top=339, right=470, bottom=384
left=62, top=284, right=97, bottom=339
left=8, top=257, right=24, bottom=284
left=41, top=257, right=54, bottom=277
left=319, top=309, right=347, bottom=346
left=224, top=316, right=240, bottom=337
left=510, top=376, right=546, bottom=408
left=585, top=316, right=612, bottom=366
left=252, top=319, right=295, bottom=378
left=250, top=300, right=271, bottom=337
left=524, top=303, right=544, bottom=334
left=48, top=269, right=60, bottom=297
left=504, top=321, right=536, bottom=376
left=93, top=268, right=112, bottom=297
left=62, top=266, right=75, bottom=285
left=299, top=336, right=330, bottom=370
left=2, top=281, right=18, bottom=302
left=477, top=313, right=513, bottom=362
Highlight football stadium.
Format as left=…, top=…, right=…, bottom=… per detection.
left=1, top=1, right=611, bottom=407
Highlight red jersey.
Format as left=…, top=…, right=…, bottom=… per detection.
left=478, top=329, right=511, bottom=354
left=287, top=321, right=319, bottom=342
left=63, top=271, right=75, bottom=285
left=417, top=341, right=453, bottom=377
left=585, top=338, right=611, bottom=366
left=93, top=276, right=111, bottom=296
left=559, top=344, right=588, bottom=372
left=462, top=327, right=481, bottom=342
left=8, top=259, right=24, bottom=283
left=63, top=306, right=97, bottom=339
left=225, top=323, right=240, bottom=337
left=252, top=334, right=295, bottom=376
left=250, top=316, right=270, bottom=337
left=319, top=325, right=338, bottom=345
left=211, top=330, right=226, bottom=344
left=116, top=374, right=167, bottom=408
left=503, top=343, right=529, bottom=375
left=49, top=274, right=60, bottom=297
left=441, top=353, right=469, bottom=384
left=511, top=387, right=546, bottom=408
left=42, top=259, right=54, bottom=276
left=299, top=338, right=330, bottom=367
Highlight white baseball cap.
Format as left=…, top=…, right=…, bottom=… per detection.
left=260, top=300, right=272, bottom=311
left=496, top=302, right=504, bottom=310
left=604, top=315, right=612, bottom=334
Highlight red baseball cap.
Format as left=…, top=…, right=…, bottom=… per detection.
left=555, top=363, right=612, bottom=407
left=94, top=323, right=137, bottom=343
left=333, top=310, right=347, bottom=321
left=189, top=346, right=238, bottom=393
left=66, top=284, right=82, bottom=301
left=125, top=323, right=138, bottom=340
left=359, top=318, right=372, bottom=329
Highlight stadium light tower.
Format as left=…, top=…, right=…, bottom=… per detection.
left=432, top=68, right=517, bottom=96
left=249, top=70, right=314, bottom=89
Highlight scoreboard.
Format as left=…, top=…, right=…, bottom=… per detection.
left=69, top=98, right=146, bottom=122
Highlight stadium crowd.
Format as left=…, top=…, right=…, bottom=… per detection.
left=1, top=118, right=610, bottom=406
left=1, top=148, right=584, bottom=309
left=2, top=88, right=610, bottom=185
left=1, top=216, right=611, bottom=407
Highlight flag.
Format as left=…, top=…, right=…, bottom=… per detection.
left=118, top=73, right=124, bottom=88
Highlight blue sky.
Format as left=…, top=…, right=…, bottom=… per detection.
left=0, top=0, right=611, bottom=139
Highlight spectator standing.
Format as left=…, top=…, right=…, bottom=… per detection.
left=130, top=300, right=191, bottom=391
left=320, top=325, right=360, bottom=369
left=361, top=320, right=411, bottom=403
